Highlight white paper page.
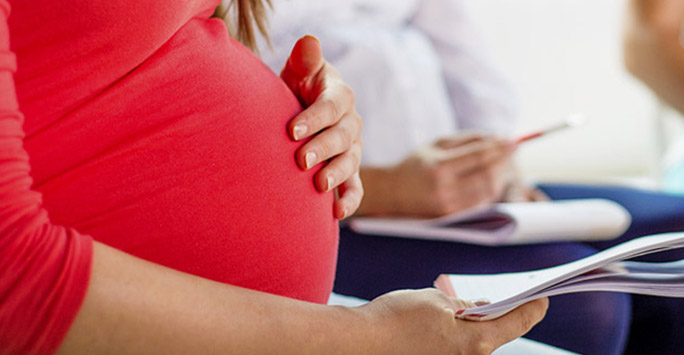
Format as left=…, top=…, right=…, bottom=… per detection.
left=352, top=205, right=500, bottom=227
left=483, top=272, right=684, bottom=315
left=327, top=292, right=367, bottom=307
left=620, top=259, right=684, bottom=274
left=494, top=338, right=578, bottom=355
left=466, top=274, right=684, bottom=320
left=449, top=233, right=684, bottom=300
left=440, top=233, right=684, bottom=319
left=500, top=199, right=631, bottom=243
left=535, top=274, right=684, bottom=300
left=350, top=199, right=631, bottom=245
left=349, top=208, right=515, bottom=245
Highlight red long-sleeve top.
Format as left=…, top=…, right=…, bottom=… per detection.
left=0, top=1, right=338, bottom=354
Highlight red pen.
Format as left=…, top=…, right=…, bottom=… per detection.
left=515, top=115, right=585, bottom=145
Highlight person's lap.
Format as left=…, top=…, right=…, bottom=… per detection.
left=334, top=183, right=684, bottom=355
left=333, top=228, right=630, bottom=355
left=539, top=183, right=684, bottom=355
left=538, top=183, right=684, bottom=261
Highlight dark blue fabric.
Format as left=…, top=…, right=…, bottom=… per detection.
left=333, top=183, right=684, bottom=355
left=539, top=183, right=684, bottom=262
left=539, top=183, right=684, bottom=355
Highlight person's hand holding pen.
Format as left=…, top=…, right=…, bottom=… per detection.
left=356, top=133, right=515, bottom=217
left=503, top=115, right=586, bottom=203
left=355, top=116, right=584, bottom=217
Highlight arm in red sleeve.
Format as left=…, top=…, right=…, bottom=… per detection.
left=0, top=2, right=93, bottom=354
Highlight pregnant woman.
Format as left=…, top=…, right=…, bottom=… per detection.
left=0, top=1, right=546, bottom=354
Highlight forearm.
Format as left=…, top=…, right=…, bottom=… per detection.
left=624, top=0, right=684, bottom=114
left=58, top=242, right=373, bottom=354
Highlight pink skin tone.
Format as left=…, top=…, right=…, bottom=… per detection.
left=281, top=36, right=364, bottom=220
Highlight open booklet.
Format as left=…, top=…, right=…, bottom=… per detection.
left=434, top=232, right=684, bottom=321
left=349, top=199, right=632, bottom=246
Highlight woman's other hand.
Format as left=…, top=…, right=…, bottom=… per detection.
left=281, top=35, right=363, bottom=220
left=357, top=134, right=514, bottom=217
left=355, top=288, right=548, bottom=355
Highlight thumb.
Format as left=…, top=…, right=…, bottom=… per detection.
left=281, top=35, right=324, bottom=85
left=434, top=134, right=486, bottom=150
left=470, top=298, right=549, bottom=349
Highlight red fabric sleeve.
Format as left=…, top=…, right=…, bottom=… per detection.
left=0, top=2, right=93, bottom=354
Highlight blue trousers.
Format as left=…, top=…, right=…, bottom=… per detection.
left=333, top=184, right=684, bottom=355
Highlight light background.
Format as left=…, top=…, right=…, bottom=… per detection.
left=462, top=0, right=683, bottom=186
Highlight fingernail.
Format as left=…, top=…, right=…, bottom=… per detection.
left=305, top=152, right=317, bottom=169
left=304, top=34, right=320, bottom=45
left=326, top=176, right=334, bottom=191
left=470, top=298, right=491, bottom=306
left=455, top=309, right=465, bottom=316
left=293, top=124, right=307, bottom=141
left=340, top=207, right=348, bottom=219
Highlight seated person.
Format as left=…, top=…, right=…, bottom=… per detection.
left=624, top=0, right=684, bottom=195
left=0, top=1, right=547, bottom=353
left=624, top=0, right=684, bottom=115
left=262, top=0, right=684, bottom=354
left=621, top=0, right=684, bottom=353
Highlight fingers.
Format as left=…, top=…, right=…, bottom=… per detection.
left=288, top=81, right=355, bottom=142
left=439, top=162, right=506, bottom=212
left=296, top=111, right=361, bottom=170
left=459, top=172, right=497, bottom=207
left=434, top=133, right=488, bottom=149
left=434, top=275, right=458, bottom=298
left=466, top=161, right=508, bottom=198
left=281, top=36, right=363, bottom=218
left=332, top=172, right=364, bottom=219
left=449, top=297, right=483, bottom=313
left=529, top=187, right=551, bottom=202
left=309, top=138, right=361, bottom=192
left=504, top=185, right=541, bottom=203
left=281, top=36, right=356, bottom=143
left=280, top=35, right=325, bottom=105
left=473, top=298, right=549, bottom=349
left=439, top=138, right=513, bottom=174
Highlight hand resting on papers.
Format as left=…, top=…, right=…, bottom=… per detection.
left=356, top=133, right=545, bottom=217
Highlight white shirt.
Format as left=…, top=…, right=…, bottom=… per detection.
left=260, top=0, right=518, bottom=166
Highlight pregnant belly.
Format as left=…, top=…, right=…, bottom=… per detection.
left=26, top=19, right=338, bottom=303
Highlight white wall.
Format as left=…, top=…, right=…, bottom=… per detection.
left=461, top=0, right=662, bottom=183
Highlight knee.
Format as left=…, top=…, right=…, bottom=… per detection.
left=527, top=291, right=630, bottom=355
left=549, top=292, right=631, bottom=355
left=580, top=292, right=631, bottom=335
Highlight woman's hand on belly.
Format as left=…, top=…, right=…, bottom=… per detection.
left=280, top=35, right=364, bottom=220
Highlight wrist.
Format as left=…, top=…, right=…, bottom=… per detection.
left=356, top=166, right=400, bottom=216
left=311, top=304, right=378, bottom=354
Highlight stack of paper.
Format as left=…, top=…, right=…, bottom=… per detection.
left=350, top=199, right=631, bottom=246
left=434, top=232, right=684, bottom=320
